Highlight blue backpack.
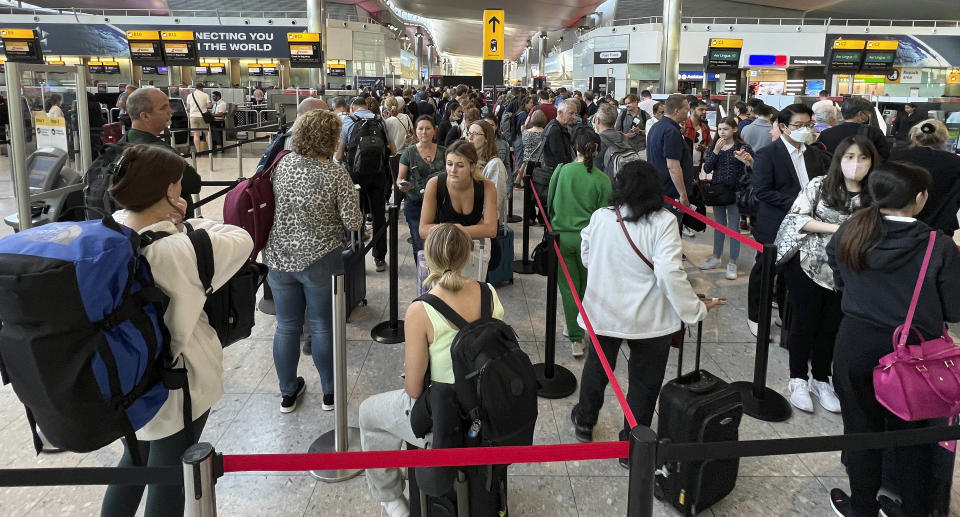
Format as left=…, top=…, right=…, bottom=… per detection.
left=0, top=217, right=190, bottom=464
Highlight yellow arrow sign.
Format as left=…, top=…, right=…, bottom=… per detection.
left=949, top=72, right=960, bottom=85
left=483, top=9, right=504, bottom=60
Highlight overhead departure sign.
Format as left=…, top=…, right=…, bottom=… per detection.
left=1, top=28, right=44, bottom=64
left=287, top=32, right=321, bottom=68
left=483, top=10, right=504, bottom=61
left=705, top=38, right=742, bottom=73
left=161, top=30, right=199, bottom=66
left=860, top=40, right=898, bottom=73
left=126, top=30, right=164, bottom=66
left=826, top=39, right=866, bottom=74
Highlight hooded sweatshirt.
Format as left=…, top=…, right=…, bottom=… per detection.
left=827, top=218, right=960, bottom=338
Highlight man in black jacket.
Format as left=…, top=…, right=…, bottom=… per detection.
left=747, top=103, right=831, bottom=335
left=817, top=97, right=890, bottom=158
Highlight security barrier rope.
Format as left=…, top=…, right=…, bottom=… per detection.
left=662, top=196, right=764, bottom=253
left=527, top=177, right=639, bottom=429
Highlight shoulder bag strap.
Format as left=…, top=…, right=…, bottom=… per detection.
left=415, top=293, right=470, bottom=329
left=615, top=206, right=654, bottom=270
left=899, top=231, right=938, bottom=348
left=185, top=229, right=215, bottom=295
left=190, top=91, right=203, bottom=113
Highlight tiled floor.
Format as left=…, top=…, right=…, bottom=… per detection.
left=1, top=149, right=959, bottom=516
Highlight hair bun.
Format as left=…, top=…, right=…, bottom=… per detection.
left=921, top=122, right=936, bottom=134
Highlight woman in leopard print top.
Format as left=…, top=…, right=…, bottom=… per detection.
left=263, top=108, right=364, bottom=412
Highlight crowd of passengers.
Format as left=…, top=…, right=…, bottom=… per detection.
left=89, top=83, right=959, bottom=517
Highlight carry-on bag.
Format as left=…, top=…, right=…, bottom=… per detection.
left=485, top=224, right=514, bottom=285
left=343, top=230, right=367, bottom=321
left=656, top=320, right=744, bottom=516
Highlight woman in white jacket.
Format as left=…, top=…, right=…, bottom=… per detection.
left=100, top=144, right=253, bottom=517
left=570, top=161, right=724, bottom=456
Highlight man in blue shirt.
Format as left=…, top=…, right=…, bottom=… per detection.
left=645, top=94, right=692, bottom=211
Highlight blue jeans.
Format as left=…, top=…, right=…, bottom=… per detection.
left=269, top=248, right=341, bottom=396
left=712, top=203, right=740, bottom=261
left=404, top=198, right=423, bottom=259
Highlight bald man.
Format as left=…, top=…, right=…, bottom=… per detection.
left=297, top=96, right=328, bottom=115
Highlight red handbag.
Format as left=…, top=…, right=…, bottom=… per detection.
left=874, top=231, right=960, bottom=425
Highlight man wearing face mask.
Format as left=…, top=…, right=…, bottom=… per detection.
left=817, top=97, right=891, bottom=159
left=747, top=103, right=831, bottom=337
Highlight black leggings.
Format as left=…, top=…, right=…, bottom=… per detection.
left=100, top=411, right=209, bottom=517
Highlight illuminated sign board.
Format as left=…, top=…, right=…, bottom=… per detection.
left=248, top=64, right=263, bottom=76
left=126, top=30, right=164, bottom=66
left=103, top=61, right=120, bottom=74
left=705, top=38, right=742, bottom=73
left=860, top=40, right=898, bottom=73
left=261, top=63, right=278, bottom=76
left=0, top=28, right=44, bottom=64
left=826, top=40, right=866, bottom=74
left=160, top=30, right=199, bottom=66
left=287, top=33, right=322, bottom=68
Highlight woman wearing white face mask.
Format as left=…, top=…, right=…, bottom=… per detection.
left=774, top=135, right=879, bottom=414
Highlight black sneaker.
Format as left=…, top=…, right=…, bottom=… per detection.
left=280, top=377, right=306, bottom=414
left=322, top=393, right=334, bottom=411
left=375, top=259, right=387, bottom=272
left=830, top=488, right=856, bottom=517
left=570, top=408, right=593, bottom=443
left=406, top=237, right=414, bottom=245
left=618, top=457, right=630, bottom=470
left=878, top=495, right=906, bottom=517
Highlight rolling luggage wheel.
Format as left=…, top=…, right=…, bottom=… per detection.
left=361, top=299, right=367, bottom=306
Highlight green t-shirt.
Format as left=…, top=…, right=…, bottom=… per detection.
left=546, top=161, right=613, bottom=237
left=399, top=144, right=446, bottom=202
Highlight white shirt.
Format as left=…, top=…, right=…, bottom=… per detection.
left=638, top=98, right=657, bottom=116
left=111, top=214, right=253, bottom=440
left=645, top=116, right=658, bottom=135
left=187, top=89, right=210, bottom=116
left=578, top=207, right=708, bottom=339
left=811, top=99, right=834, bottom=113
left=212, top=99, right=228, bottom=115
left=780, top=135, right=810, bottom=188
left=385, top=116, right=408, bottom=152
left=481, top=157, right=509, bottom=223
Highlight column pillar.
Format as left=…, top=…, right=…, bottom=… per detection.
left=538, top=33, right=546, bottom=84
left=307, top=0, right=326, bottom=91
left=525, top=46, right=532, bottom=86
left=427, top=44, right=433, bottom=79
left=660, top=0, right=681, bottom=94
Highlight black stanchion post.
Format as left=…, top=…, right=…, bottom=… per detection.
left=729, top=243, right=792, bottom=422
left=371, top=202, right=405, bottom=344
left=626, top=425, right=658, bottom=517
left=514, top=177, right=535, bottom=275
left=507, top=164, right=522, bottom=223
left=534, top=232, right=577, bottom=398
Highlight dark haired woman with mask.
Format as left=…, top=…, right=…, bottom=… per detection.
left=101, top=144, right=253, bottom=517
left=890, top=119, right=960, bottom=236
left=545, top=128, right=613, bottom=358
left=826, top=162, right=960, bottom=517
left=571, top=161, right=723, bottom=457
left=775, top=135, right=878, bottom=415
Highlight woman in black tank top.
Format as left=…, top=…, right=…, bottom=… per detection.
left=419, top=140, right=498, bottom=241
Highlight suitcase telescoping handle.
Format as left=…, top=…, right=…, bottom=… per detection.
left=676, top=320, right=704, bottom=379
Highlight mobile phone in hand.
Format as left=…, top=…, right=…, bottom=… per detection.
left=399, top=180, right=413, bottom=188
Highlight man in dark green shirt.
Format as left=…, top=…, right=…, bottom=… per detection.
left=126, top=88, right=202, bottom=217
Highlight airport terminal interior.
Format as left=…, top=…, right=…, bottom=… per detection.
left=1, top=0, right=960, bottom=515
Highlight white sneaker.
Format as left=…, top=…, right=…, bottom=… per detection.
left=748, top=320, right=758, bottom=337
left=380, top=497, right=410, bottom=517
left=562, top=324, right=569, bottom=338
left=698, top=256, right=722, bottom=270
left=682, top=227, right=696, bottom=238
left=788, top=378, right=814, bottom=413
left=725, top=262, right=738, bottom=280
left=809, top=379, right=842, bottom=413
left=571, top=339, right=586, bottom=358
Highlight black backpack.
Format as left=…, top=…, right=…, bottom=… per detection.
left=141, top=225, right=266, bottom=348
left=415, top=283, right=538, bottom=447
left=346, top=115, right=389, bottom=181
left=498, top=111, right=519, bottom=142
left=254, top=128, right=291, bottom=174
left=82, top=136, right=134, bottom=219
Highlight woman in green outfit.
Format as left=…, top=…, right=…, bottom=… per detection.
left=547, top=128, right=613, bottom=357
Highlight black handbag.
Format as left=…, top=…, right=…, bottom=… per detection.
left=699, top=180, right=736, bottom=207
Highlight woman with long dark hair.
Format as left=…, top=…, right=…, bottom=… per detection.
left=545, top=128, right=613, bottom=357
left=571, top=160, right=722, bottom=458
left=775, top=135, right=878, bottom=414
left=826, top=162, right=960, bottom=517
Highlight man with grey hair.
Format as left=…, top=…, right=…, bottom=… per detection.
left=594, top=102, right=632, bottom=178
left=817, top=96, right=890, bottom=158
left=124, top=87, right=202, bottom=216
left=812, top=106, right=837, bottom=133
left=532, top=98, right=577, bottom=207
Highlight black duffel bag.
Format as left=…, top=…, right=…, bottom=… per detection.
left=699, top=180, right=736, bottom=207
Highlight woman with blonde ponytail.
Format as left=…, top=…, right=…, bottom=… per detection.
left=358, top=223, right=505, bottom=517
left=545, top=127, right=613, bottom=357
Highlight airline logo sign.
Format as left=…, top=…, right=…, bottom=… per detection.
left=483, top=9, right=504, bottom=60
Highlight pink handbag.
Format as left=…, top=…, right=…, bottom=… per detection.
left=874, top=231, right=960, bottom=422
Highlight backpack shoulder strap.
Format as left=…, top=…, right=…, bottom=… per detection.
left=415, top=293, right=470, bottom=329
left=185, top=229, right=215, bottom=295
left=478, top=282, right=493, bottom=319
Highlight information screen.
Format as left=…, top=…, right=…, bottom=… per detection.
left=327, top=64, right=346, bottom=76
left=88, top=62, right=105, bottom=74
left=262, top=65, right=279, bottom=76
left=103, top=62, right=120, bottom=74
left=209, top=64, right=225, bottom=75
left=827, top=50, right=863, bottom=73
left=248, top=65, right=263, bottom=76
left=0, top=29, right=44, bottom=64
left=29, top=156, right=59, bottom=190
left=860, top=51, right=895, bottom=72
left=195, top=65, right=209, bottom=75
left=162, top=41, right=198, bottom=65
left=141, top=65, right=157, bottom=74
left=158, top=65, right=169, bottom=74
left=129, top=41, right=163, bottom=65
left=706, top=48, right=741, bottom=73
left=289, top=43, right=321, bottom=67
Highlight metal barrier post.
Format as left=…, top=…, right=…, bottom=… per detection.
left=534, top=231, right=577, bottom=398
left=183, top=442, right=219, bottom=517
left=729, top=243, right=792, bottom=422
left=309, top=273, right=363, bottom=482
left=236, top=131, right=248, bottom=179
left=513, top=177, right=535, bottom=275
left=626, top=426, right=657, bottom=517
left=506, top=170, right=522, bottom=223
left=209, top=127, right=216, bottom=172
left=371, top=202, right=405, bottom=344
left=191, top=146, right=199, bottom=172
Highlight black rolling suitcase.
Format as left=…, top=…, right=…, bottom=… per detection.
left=342, top=230, right=367, bottom=321
left=656, top=321, right=743, bottom=516
left=409, top=464, right=508, bottom=517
